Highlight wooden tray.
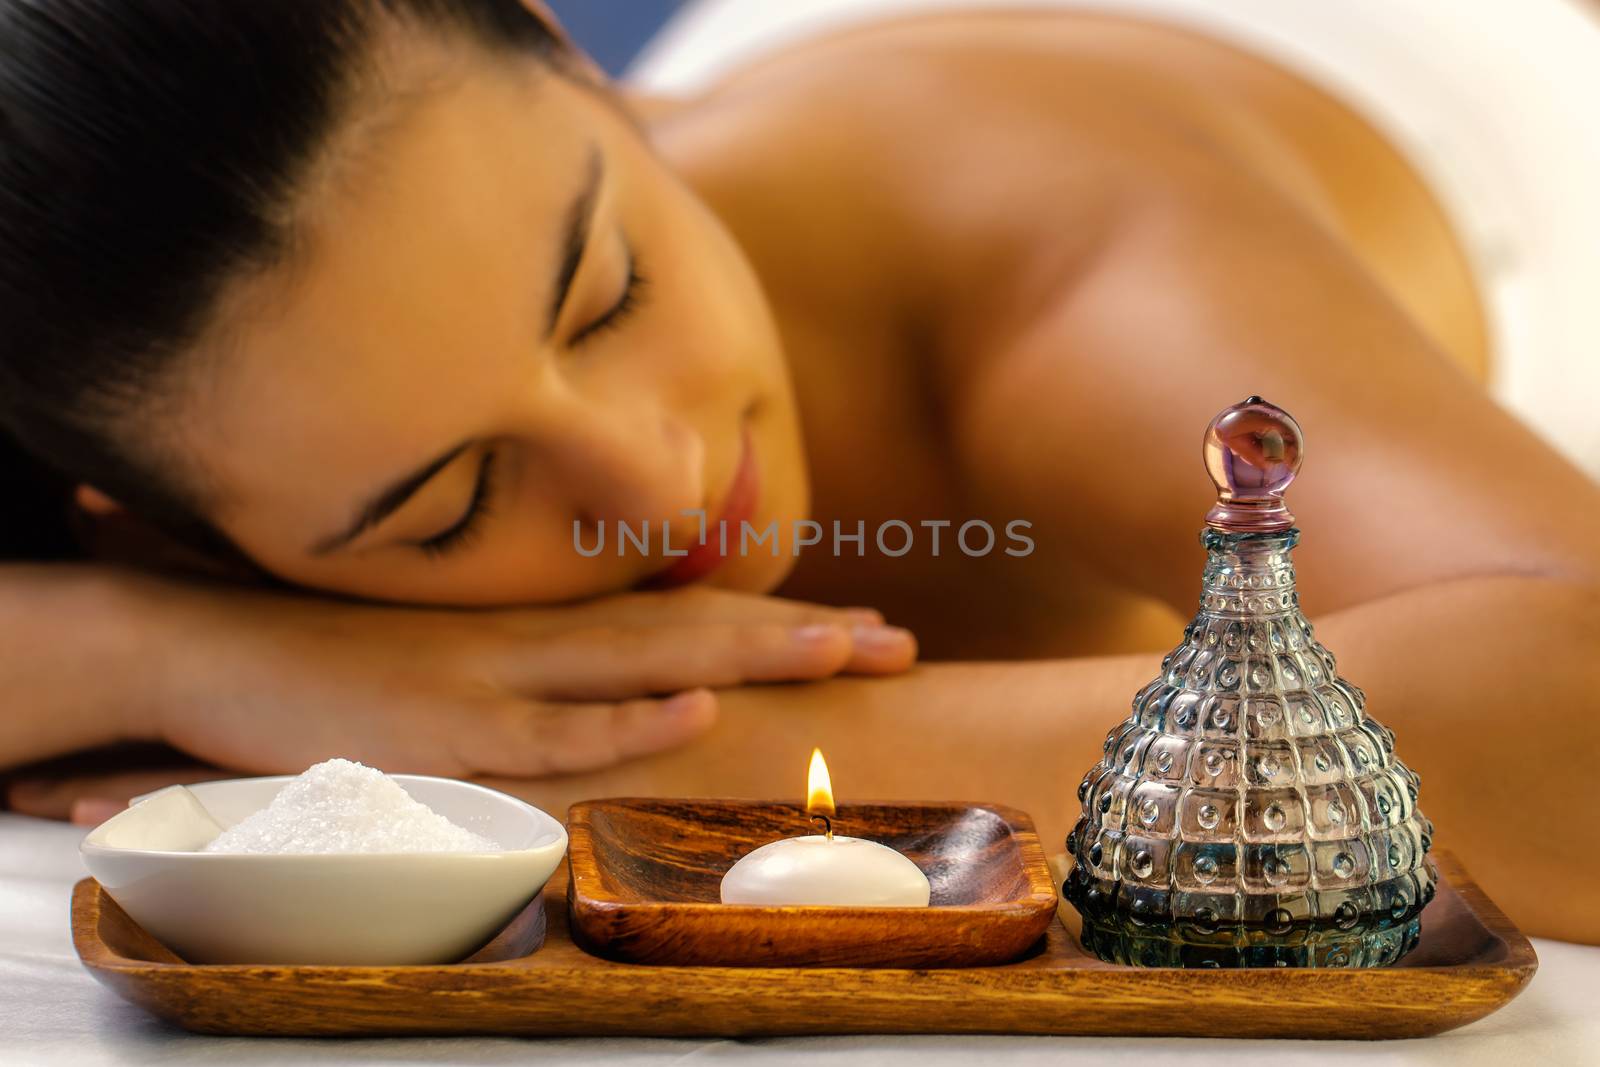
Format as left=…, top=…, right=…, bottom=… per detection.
left=567, top=798, right=1058, bottom=967
left=72, top=849, right=1534, bottom=1039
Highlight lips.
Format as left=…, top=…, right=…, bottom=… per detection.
left=643, top=427, right=760, bottom=590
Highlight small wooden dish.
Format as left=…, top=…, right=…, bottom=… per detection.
left=565, top=798, right=1059, bottom=967
left=71, top=850, right=1535, bottom=1039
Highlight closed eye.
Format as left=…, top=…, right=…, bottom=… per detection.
left=417, top=450, right=497, bottom=558
left=569, top=248, right=647, bottom=348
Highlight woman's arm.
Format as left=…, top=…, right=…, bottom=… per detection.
left=483, top=573, right=1598, bottom=945
left=1, top=562, right=915, bottom=788
left=1297, top=574, right=1600, bottom=944
left=484, top=656, right=1161, bottom=874
left=0, top=564, right=162, bottom=767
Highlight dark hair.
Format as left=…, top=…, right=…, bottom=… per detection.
left=0, top=0, right=564, bottom=563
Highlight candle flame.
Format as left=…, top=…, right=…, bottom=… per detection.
left=806, top=748, right=835, bottom=817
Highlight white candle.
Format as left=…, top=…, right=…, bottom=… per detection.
left=719, top=749, right=931, bottom=907
left=720, top=833, right=931, bottom=906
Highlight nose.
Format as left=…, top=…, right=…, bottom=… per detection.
left=535, top=399, right=706, bottom=528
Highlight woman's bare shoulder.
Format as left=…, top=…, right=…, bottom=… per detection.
left=644, top=8, right=1483, bottom=370
left=642, top=13, right=1169, bottom=335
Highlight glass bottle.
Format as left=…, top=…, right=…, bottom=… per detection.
left=1062, top=397, right=1437, bottom=967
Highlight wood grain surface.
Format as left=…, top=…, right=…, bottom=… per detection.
left=73, top=849, right=1535, bottom=1040
left=566, top=798, right=1058, bottom=966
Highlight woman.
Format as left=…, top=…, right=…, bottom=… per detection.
left=1, top=2, right=1596, bottom=940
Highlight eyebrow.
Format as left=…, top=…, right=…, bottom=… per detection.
left=306, top=146, right=604, bottom=558
left=544, top=145, right=604, bottom=339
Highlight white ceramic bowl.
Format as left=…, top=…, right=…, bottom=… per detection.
left=80, top=775, right=567, bottom=965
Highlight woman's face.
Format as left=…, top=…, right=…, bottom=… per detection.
left=181, top=52, right=808, bottom=605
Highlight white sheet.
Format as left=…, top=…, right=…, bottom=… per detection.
left=2, top=812, right=1595, bottom=1066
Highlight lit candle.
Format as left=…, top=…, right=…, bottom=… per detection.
left=720, top=749, right=931, bottom=907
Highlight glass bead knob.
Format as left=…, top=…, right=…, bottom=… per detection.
left=1203, top=395, right=1304, bottom=532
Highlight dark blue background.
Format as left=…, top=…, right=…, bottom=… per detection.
left=545, top=1, right=685, bottom=77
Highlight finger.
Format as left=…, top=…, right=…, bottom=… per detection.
left=539, top=588, right=885, bottom=631
left=494, top=621, right=861, bottom=699
left=71, top=797, right=127, bottom=827
left=6, top=765, right=232, bottom=823
left=588, top=592, right=918, bottom=671
left=453, top=688, right=718, bottom=777
left=842, top=624, right=918, bottom=675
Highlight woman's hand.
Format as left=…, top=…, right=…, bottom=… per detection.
left=2, top=567, right=914, bottom=818
left=149, top=575, right=916, bottom=776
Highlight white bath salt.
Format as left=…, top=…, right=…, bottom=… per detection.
left=201, top=758, right=500, bottom=854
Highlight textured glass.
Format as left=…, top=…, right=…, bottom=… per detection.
left=1062, top=528, right=1438, bottom=967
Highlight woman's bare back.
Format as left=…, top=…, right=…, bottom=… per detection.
left=645, top=10, right=1509, bottom=657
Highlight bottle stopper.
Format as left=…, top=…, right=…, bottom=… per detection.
left=1202, top=396, right=1303, bottom=532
